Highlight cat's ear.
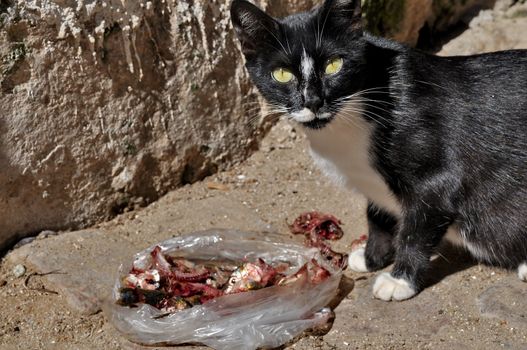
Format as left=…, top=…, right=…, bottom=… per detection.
left=231, top=0, right=280, bottom=56
left=321, top=0, right=362, bottom=32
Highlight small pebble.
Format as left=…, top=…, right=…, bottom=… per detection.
left=12, top=264, right=26, bottom=278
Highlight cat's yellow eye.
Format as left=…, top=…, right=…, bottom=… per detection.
left=272, top=68, right=294, bottom=83
left=325, top=57, right=343, bottom=75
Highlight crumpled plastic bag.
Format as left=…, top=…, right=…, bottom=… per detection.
left=105, top=229, right=344, bottom=350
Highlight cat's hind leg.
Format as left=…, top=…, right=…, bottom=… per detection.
left=518, top=263, right=527, bottom=282
left=348, top=203, right=397, bottom=272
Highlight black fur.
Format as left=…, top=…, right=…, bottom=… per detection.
left=365, top=203, right=397, bottom=271
left=231, top=0, right=527, bottom=295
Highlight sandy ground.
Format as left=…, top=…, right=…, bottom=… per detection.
left=1, top=120, right=527, bottom=350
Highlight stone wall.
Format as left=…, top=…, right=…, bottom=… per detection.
left=0, top=0, right=318, bottom=250
left=440, top=0, right=527, bottom=55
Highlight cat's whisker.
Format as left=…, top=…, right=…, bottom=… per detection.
left=351, top=108, right=391, bottom=128
left=338, top=106, right=391, bottom=129
left=332, top=96, right=395, bottom=127
left=318, top=2, right=333, bottom=49
left=345, top=86, right=392, bottom=94
left=338, top=86, right=393, bottom=97
left=336, top=96, right=395, bottom=109
left=247, top=113, right=279, bottom=129
left=327, top=106, right=369, bottom=131
left=335, top=113, right=368, bottom=133
left=244, top=107, right=288, bottom=115
left=316, top=11, right=322, bottom=49
left=342, top=94, right=396, bottom=105
left=337, top=89, right=395, bottom=104
left=350, top=98, right=396, bottom=108
left=245, top=108, right=288, bottom=128
left=348, top=99, right=394, bottom=115
left=434, top=250, right=450, bottom=263
left=262, top=26, right=291, bottom=59
left=242, top=100, right=264, bottom=105
left=335, top=111, right=393, bottom=155
left=243, top=103, right=289, bottom=114
left=283, top=30, right=293, bottom=56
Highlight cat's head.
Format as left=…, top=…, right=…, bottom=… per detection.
left=231, top=0, right=366, bottom=130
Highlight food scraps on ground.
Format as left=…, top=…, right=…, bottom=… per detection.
left=288, top=211, right=349, bottom=269
left=117, top=211, right=352, bottom=314
left=118, top=246, right=331, bottom=313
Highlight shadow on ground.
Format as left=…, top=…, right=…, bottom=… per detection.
left=425, top=243, right=477, bottom=288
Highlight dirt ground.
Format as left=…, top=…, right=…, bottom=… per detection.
left=1, top=119, right=527, bottom=350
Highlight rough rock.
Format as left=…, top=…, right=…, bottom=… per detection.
left=364, top=0, right=496, bottom=45
left=440, top=0, right=527, bottom=55
left=0, top=0, right=317, bottom=250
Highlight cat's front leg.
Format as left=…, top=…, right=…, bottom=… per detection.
left=348, top=203, right=398, bottom=272
left=373, top=204, right=452, bottom=301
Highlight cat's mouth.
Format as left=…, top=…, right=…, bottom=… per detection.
left=302, top=117, right=333, bottom=130
left=290, top=108, right=334, bottom=130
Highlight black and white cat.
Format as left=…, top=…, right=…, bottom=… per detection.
left=230, top=0, right=527, bottom=301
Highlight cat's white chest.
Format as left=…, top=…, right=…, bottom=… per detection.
left=304, top=109, right=402, bottom=217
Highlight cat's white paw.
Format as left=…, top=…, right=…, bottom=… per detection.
left=348, top=247, right=368, bottom=273
left=373, top=272, right=416, bottom=301
left=518, top=263, right=527, bottom=282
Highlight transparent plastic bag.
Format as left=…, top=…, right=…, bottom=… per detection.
left=105, top=229, right=343, bottom=350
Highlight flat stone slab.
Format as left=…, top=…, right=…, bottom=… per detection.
left=7, top=196, right=272, bottom=315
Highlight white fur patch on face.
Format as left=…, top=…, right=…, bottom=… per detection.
left=518, top=263, right=527, bottom=281
left=301, top=48, right=315, bottom=101
left=373, top=272, right=416, bottom=301
left=301, top=48, right=315, bottom=83
left=291, top=108, right=316, bottom=123
left=348, top=247, right=369, bottom=273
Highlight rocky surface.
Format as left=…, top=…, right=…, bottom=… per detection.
left=440, top=0, right=527, bottom=55
left=364, top=0, right=496, bottom=45
left=0, top=0, right=317, bottom=250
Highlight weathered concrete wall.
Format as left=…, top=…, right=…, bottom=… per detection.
left=0, top=0, right=318, bottom=250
